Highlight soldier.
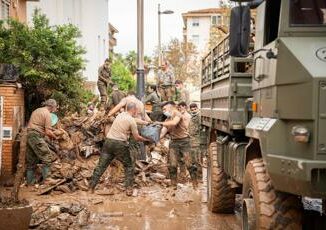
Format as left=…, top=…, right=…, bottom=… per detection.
left=174, top=80, right=190, bottom=105
left=97, top=58, right=113, bottom=109
left=26, top=99, right=59, bottom=185
left=110, top=84, right=125, bottom=107
left=177, top=101, right=191, bottom=181
left=145, top=85, right=163, bottom=121
left=157, top=61, right=175, bottom=101
left=189, top=103, right=202, bottom=176
left=89, top=103, right=149, bottom=196
left=156, top=101, right=198, bottom=189
left=107, top=91, right=152, bottom=161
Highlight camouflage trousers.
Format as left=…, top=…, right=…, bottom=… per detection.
left=159, top=86, right=174, bottom=101
left=26, top=130, right=57, bottom=170
left=129, top=136, right=146, bottom=162
left=90, top=139, right=134, bottom=189
left=168, top=138, right=197, bottom=182
left=191, top=145, right=202, bottom=177
left=97, top=80, right=108, bottom=106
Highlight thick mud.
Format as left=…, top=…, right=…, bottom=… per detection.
left=21, top=181, right=241, bottom=230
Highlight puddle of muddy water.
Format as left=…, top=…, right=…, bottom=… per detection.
left=87, top=183, right=241, bottom=230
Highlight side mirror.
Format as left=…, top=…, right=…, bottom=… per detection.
left=229, top=5, right=251, bottom=57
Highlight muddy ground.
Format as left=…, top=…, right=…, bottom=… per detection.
left=19, top=174, right=241, bottom=230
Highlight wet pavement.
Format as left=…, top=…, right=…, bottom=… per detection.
left=21, top=181, right=241, bottom=230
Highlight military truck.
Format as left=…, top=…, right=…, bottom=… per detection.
left=201, top=0, right=326, bottom=229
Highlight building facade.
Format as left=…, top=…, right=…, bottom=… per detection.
left=27, top=0, right=109, bottom=92
left=109, top=23, right=118, bottom=55
left=182, top=8, right=230, bottom=56
left=0, top=0, right=32, bottom=177
left=0, top=0, right=37, bottom=21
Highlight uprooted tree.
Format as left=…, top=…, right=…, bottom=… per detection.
left=0, top=10, right=93, bottom=117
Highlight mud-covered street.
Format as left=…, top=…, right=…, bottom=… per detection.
left=20, top=181, right=241, bottom=230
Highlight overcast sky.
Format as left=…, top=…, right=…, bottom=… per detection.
left=109, top=0, right=219, bottom=56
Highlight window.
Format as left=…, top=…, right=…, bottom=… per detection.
left=192, top=17, right=199, bottom=27
left=191, top=35, right=199, bottom=46
left=264, top=0, right=281, bottom=45
left=211, top=15, right=222, bottom=25
left=0, top=0, right=10, bottom=20
left=290, top=0, right=326, bottom=26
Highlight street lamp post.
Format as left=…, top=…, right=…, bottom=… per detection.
left=158, top=4, right=174, bottom=66
left=137, top=0, right=145, bottom=100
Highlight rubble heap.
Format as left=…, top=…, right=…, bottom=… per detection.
left=35, top=111, right=171, bottom=195
left=30, top=202, right=90, bottom=229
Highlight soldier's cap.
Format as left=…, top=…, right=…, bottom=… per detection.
left=160, top=101, right=175, bottom=107
left=44, top=99, right=58, bottom=108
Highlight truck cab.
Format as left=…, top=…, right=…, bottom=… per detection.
left=201, top=0, right=326, bottom=229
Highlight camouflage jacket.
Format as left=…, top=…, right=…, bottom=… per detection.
left=174, top=88, right=190, bottom=105
left=98, top=64, right=112, bottom=84
left=157, top=69, right=175, bottom=86
left=189, top=112, right=201, bottom=146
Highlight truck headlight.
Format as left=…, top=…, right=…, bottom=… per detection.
left=291, top=126, right=310, bottom=143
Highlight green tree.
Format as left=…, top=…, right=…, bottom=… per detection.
left=0, top=10, right=92, bottom=116
left=111, top=57, right=135, bottom=91
left=124, top=50, right=152, bottom=75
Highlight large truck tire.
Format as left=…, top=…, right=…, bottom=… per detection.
left=207, top=142, right=235, bottom=213
left=242, top=158, right=302, bottom=230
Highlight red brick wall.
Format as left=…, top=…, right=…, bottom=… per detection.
left=0, top=84, right=25, bottom=176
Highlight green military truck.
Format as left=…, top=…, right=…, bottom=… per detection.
left=201, top=0, right=326, bottom=229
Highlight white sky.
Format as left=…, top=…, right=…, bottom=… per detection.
left=109, top=0, right=219, bottom=56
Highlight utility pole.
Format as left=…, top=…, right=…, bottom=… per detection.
left=136, top=0, right=145, bottom=100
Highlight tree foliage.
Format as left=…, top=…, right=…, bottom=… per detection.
left=154, top=38, right=200, bottom=84
left=111, top=55, right=135, bottom=92
left=0, top=10, right=92, bottom=116
left=124, top=50, right=151, bottom=75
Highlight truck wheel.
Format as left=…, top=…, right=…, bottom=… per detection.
left=207, top=142, right=235, bottom=213
left=242, top=159, right=302, bottom=230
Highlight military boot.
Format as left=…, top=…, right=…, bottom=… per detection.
left=192, top=178, right=198, bottom=190
left=171, top=178, right=178, bottom=190
left=26, top=170, right=36, bottom=185
left=41, top=165, right=50, bottom=182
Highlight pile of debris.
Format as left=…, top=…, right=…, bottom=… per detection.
left=37, top=141, right=170, bottom=195
left=33, top=107, right=171, bottom=195
left=30, top=202, right=90, bottom=229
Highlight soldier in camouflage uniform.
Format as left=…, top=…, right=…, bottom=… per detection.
left=97, top=58, right=113, bottom=109
left=157, top=101, right=198, bottom=189
left=189, top=103, right=202, bottom=176
left=174, top=80, right=190, bottom=105
left=157, top=61, right=175, bottom=101
left=89, top=103, right=149, bottom=196
left=107, top=91, right=152, bottom=162
left=26, top=99, right=59, bottom=185
left=145, top=85, right=163, bottom=121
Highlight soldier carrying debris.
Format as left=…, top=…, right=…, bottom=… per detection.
left=157, top=61, right=175, bottom=101
left=156, top=101, right=198, bottom=189
left=107, top=91, right=152, bottom=161
left=97, top=58, right=113, bottom=109
left=26, top=99, right=59, bottom=185
left=89, top=103, right=150, bottom=196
